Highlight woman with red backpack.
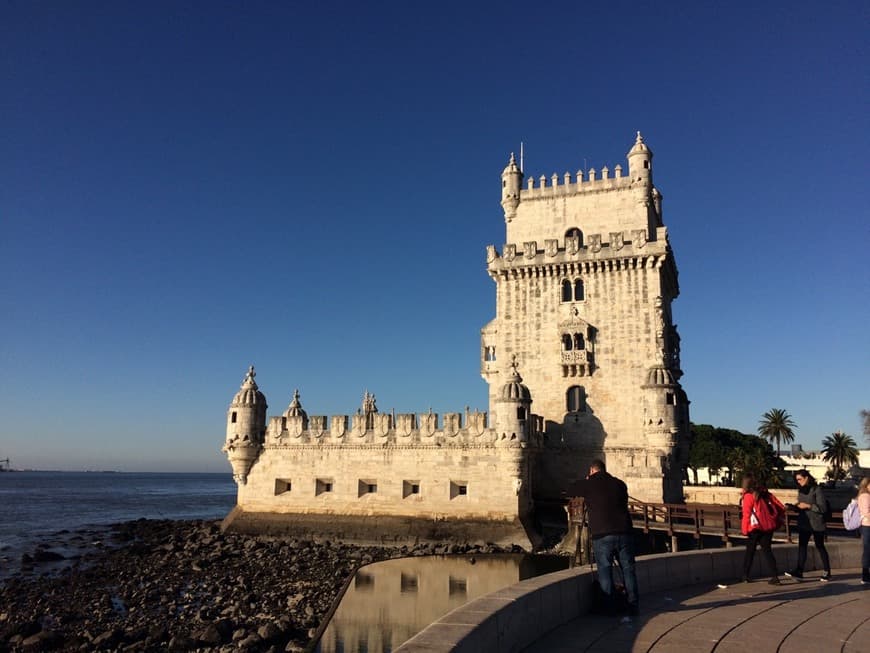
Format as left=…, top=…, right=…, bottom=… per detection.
left=740, top=473, right=782, bottom=585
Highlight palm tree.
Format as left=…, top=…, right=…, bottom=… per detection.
left=861, top=409, right=870, bottom=445
left=821, top=431, right=859, bottom=480
left=757, top=408, right=796, bottom=456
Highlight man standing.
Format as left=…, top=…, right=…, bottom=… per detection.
left=568, top=459, right=639, bottom=616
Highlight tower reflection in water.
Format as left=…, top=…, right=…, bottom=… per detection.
left=315, top=554, right=568, bottom=653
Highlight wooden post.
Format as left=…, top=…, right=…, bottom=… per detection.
left=671, top=534, right=679, bottom=552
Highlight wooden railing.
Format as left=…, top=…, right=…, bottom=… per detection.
left=565, top=497, right=852, bottom=562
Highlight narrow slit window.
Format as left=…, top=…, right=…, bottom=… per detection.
left=573, top=279, right=585, bottom=301
left=567, top=386, right=587, bottom=413
left=561, top=279, right=572, bottom=302
left=231, top=412, right=237, bottom=423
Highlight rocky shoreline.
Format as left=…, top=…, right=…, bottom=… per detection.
left=0, top=519, right=517, bottom=652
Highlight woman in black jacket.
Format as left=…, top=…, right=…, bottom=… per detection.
left=785, top=469, right=831, bottom=581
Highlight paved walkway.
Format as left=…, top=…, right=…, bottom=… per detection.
left=524, top=569, right=869, bottom=653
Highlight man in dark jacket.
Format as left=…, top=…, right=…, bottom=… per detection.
left=568, top=459, right=639, bottom=615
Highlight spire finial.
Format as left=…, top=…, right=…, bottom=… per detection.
left=636, top=131, right=644, bottom=144
left=509, top=354, right=522, bottom=380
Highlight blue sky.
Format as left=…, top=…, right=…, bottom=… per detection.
left=1, top=1, right=867, bottom=472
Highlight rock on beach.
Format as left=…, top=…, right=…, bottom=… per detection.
left=0, top=519, right=507, bottom=652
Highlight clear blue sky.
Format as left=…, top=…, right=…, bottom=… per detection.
left=1, top=1, right=867, bottom=472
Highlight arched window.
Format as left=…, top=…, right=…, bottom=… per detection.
left=573, top=333, right=585, bottom=350
left=561, top=334, right=573, bottom=351
left=566, top=386, right=586, bottom=413
left=561, top=279, right=572, bottom=302
left=573, top=279, right=584, bottom=301
left=565, top=227, right=583, bottom=245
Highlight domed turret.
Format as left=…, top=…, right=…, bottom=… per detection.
left=501, top=152, right=523, bottom=222
left=223, top=366, right=268, bottom=484
left=284, top=389, right=307, bottom=419
left=495, top=356, right=533, bottom=442
left=283, top=388, right=308, bottom=433
left=627, top=131, right=653, bottom=184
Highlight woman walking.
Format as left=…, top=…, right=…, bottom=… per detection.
left=859, top=476, right=870, bottom=584
left=785, top=470, right=831, bottom=581
left=740, top=473, right=781, bottom=584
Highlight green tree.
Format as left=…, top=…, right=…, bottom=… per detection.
left=729, top=433, right=784, bottom=488
left=687, top=424, right=727, bottom=484
left=821, top=431, right=859, bottom=480
left=688, top=424, right=783, bottom=487
left=757, top=408, right=797, bottom=456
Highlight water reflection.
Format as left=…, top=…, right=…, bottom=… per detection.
left=315, top=554, right=568, bottom=653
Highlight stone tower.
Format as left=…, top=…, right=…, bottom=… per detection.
left=222, top=365, right=268, bottom=484
left=481, top=133, right=690, bottom=503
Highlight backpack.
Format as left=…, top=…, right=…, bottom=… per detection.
left=752, top=491, right=785, bottom=531
left=842, top=499, right=862, bottom=531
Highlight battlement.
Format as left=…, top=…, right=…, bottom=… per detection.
left=520, top=163, right=636, bottom=200
left=486, top=227, right=670, bottom=274
left=258, top=409, right=545, bottom=447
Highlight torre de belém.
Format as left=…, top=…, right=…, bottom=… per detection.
left=222, top=133, right=690, bottom=549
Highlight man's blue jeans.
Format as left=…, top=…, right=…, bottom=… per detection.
left=592, top=534, right=639, bottom=610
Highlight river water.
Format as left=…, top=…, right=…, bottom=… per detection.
left=0, top=471, right=236, bottom=574
left=314, top=553, right=569, bottom=653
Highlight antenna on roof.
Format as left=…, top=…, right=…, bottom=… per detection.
left=519, top=142, right=524, bottom=173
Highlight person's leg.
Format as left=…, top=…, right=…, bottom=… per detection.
left=592, top=536, right=615, bottom=606
left=795, top=529, right=810, bottom=572
left=760, top=530, right=779, bottom=581
left=742, top=531, right=758, bottom=580
left=812, top=531, right=831, bottom=574
left=861, top=525, right=870, bottom=581
left=615, top=534, right=639, bottom=612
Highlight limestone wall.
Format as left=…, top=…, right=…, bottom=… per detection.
left=237, top=440, right=532, bottom=522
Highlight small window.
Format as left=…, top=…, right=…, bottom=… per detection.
left=573, top=333, right=585, bottom=350
left=231, top=412, right=237, bottom=423
left=562, top=334, right=573, bottom=351
left=403, top=480, right=421, bottom=498
left=666, top=392, right=676, bottom=405
left=573, top=279, right=584, bottom=301
left=561, top=279, right=572, bottom=302
left=274, top=479, right=291, bottom=495
left=484, top=346, right=496, bottom=362
left=316, top=478, right=334, bottom=496
left=567, top=386, right=587, bottom=413
left=358, top=479, right=378, bottom=497
left=450, top=480, right=468, bottom=499
left=565, top=227, right=583, bottom=244
left=517, top=407, right=526, bottom=420
left=643, top=160, right=649, bottom=169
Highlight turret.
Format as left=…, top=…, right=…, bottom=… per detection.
left=627, top=131, right=653, bottom=185
left=495, top=356, right=532, bottom=442
left=500, top=153, right=523, bottom=222
left=222, top=365, right=267, bottom=484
